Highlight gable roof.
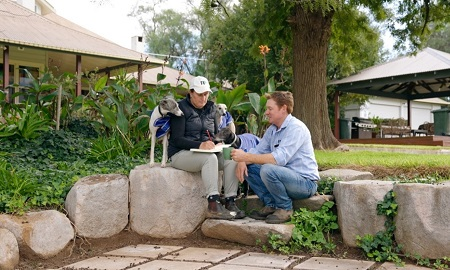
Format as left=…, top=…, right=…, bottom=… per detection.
left=329, top=47, right=450, bottom=100
left=0, top=0, right=164, bottom=74
left=129, top=66, right=195, bottom=88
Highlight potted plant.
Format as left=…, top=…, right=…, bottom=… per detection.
left=370, top=116, right=382, bottom=138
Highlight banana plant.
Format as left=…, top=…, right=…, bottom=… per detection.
left=0, top=103, right=52, bottom=140
left=84, top=70, right=155, bottom=156
left=246, top=76, right=276, bottom=137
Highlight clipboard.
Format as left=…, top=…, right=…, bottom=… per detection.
left=190, top=144, right=231, bottom=153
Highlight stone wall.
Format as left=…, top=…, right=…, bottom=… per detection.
left=2, top=166, right=450, bottom=268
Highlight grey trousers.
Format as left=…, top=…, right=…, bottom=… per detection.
left=170, top=150, right=239, bottom=198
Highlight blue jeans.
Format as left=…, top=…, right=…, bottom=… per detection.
left=245, top=164, right=317, bottom=210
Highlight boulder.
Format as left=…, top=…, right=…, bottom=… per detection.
left=0, top=210, right=74, bottom=259
left=129, top=165, right=206, bottom=238
left=394, top=182, right=450, bottom=258
left=202, top=218, right=293, bottom=246
left=334, top=180, right=394, bottom=247
left=320, top=169, right=374, bottom=181
left=0, top=228, right=19, bottom=270
left=65, top=174, right=129, bottom=238
left=238, top=194, right=334, bottom=212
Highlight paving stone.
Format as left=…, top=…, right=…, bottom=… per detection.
left=103, top=244, right=183, bottom=258
left=128, top=259, right=211, bottom=270
left=162, top=247, right=241, bottom=263
left=293, top=257, right=375, bottom=270
left=224, top=252, right=302, bottom=269
left=202, top=217, right=293, bottom=246
left=210, top=264, right=280, bottom=270
left=62, top=256, right=148, bottom=270
left=378, top=262, right=432, bottom=269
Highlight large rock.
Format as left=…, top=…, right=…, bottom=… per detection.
left=0, top=228, right=19, bottom=270
left=0, top=210, right=74, bottom=259
left=394, top=183, right=450, bottom=258
left=65, top=174, right=129, bottom=238
left=238, top=194, right=334, bottom=213
left=334, top=180, right=394, bottom=247
left=129, top=165, right=206, bottom=238
left=202, top=218, right=293, bottom=246
left=320, top=169, right=374, bottom=181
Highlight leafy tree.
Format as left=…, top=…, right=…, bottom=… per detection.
left=204, top=0, right=291, bottom=92
left=201, top=0, right=385, bottom=146
left=243, top=0, right=450, bottom=149
left=130, top=4, right=199, bottom=72
left=427, top=23, right=450, bottom=53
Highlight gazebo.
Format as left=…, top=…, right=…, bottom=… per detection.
left=329, top=47, right=450, bottom=138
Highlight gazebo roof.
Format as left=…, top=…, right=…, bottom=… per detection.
left=0, top=0, right=164, bottom=75
left=329, top=47, right=450, bottom=100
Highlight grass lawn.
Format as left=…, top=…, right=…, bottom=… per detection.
left=315, top=144, right=450, bottom=179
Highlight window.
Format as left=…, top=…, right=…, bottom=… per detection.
left=0, top=64, right=40, bottom=103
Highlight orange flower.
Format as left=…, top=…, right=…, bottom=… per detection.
left=258, top=45, right=270, bottom=55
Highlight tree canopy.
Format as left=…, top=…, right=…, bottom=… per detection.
left=129, top=0, right=450, bottom=149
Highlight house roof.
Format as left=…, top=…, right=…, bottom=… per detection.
left=0, top=0, right=164, bottom=75
left=415, top=97, right=450, bottom=105
left=329, top=47, right=450, bottom=100
left=129, top=66, right=195, bottom=88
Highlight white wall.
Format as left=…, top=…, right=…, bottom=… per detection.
left=15, top=0, right=35, bottom=12
left=343, top=97, right=448, bottom=129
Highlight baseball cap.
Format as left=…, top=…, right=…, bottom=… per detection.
left=190, top=76, right=212, bottom=94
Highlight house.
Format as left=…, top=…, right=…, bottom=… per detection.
left=128, top=66, right=195, bottom=90
left=330, top=47, right=450, bottom=137
left=0, top=0, right=164, bottom=102
left=343, top=97, right=450, bottom=130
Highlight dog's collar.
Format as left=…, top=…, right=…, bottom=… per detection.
left=230, top=132, right=237, bottom=146
left=158, top=105, right=165, bottom=116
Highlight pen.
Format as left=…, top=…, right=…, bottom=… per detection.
left=206, top=130, right=213, bottom=142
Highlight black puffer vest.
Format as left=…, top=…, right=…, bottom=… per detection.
left=168, top=96, right=216, bottom=158
left=178, top=97, right=216, bottom=141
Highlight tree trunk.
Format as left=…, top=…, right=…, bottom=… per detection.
left=291, top=5, right=340, bottom=150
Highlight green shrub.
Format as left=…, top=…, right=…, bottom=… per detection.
left=0, top=160, right=41, bottom=214
left=0, top=103, right=52, bottom=140
left=267, top=201, right=339, bottom=254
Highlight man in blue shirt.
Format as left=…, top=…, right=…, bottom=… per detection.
left=231, top=91, right=319, bottom=224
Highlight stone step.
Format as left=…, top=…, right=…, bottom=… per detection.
left=236, top=194, right=334, bottom=213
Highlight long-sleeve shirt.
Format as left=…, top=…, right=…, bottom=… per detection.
left=249, top=114, right=320, bottom=181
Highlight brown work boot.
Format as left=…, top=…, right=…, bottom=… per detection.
left=207, top=195, right=235, bottom=220
left=248, top=206, right=276, bottom=220
left=225, top=197, right=245, bottom=219
left=265, top=209, right=293, bottom=224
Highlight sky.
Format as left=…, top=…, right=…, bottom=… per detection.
left=46, top=0, right=188, bottom=49
left=47, top=0, right=396, bottom=57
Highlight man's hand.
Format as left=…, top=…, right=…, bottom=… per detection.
left=230, top=148, right=247, bottom=162
left=235, top=162, right=247, bottom=183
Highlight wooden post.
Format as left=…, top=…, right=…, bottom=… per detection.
left=2, top=45, right=9, bottom=102
left=138, top=64, right=143, bottom=92
left=334, top=91, right=340, bottom=139
left=76, top=55, right=82, bottom=96
left=407, top=99, right=411, bottom=127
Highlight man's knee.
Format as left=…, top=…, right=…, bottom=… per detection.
left=260, top=164, right=278, bottom=178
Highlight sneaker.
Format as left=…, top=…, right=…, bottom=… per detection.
left=249, top=206, right=276, bottom=220
left=225, top=197, right=246, bottom=219
left=207, top=196, right=235, bottom=220
left=265, top=209, right=293, bottom=224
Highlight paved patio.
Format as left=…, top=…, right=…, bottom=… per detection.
left=53, top=244, right=429, bottom=270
